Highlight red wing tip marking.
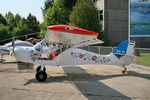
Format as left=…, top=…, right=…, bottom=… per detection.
left=48, top=25, right=99, bottom=36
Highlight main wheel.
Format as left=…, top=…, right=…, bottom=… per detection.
left=36, top=71, right=47, bottom=82
left=36, top=66, right=46, bottom=72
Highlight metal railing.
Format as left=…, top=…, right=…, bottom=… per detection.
left=0, top=32, right=40, bottom=44
left=81, top=46, right=150, bottom=55
left=1, top=34, right=150, bottom=55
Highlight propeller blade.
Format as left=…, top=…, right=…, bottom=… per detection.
left=12, top=37, right=15, bottom=55
left=12, top=37, right=15, bottom=47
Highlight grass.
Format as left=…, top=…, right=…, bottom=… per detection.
left=134, top=53, right=150, bottom=67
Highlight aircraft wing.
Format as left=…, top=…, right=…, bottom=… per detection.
left=44, top=25, right=103, bottom=47
left=0, top=46, right=10, bottom=55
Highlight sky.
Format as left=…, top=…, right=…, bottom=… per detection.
left=0, top=0, right=44, bottom=22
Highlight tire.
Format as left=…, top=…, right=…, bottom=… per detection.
left=36, top=71, right=47, bottom=82
left=36, top=66, right=46, bottom=72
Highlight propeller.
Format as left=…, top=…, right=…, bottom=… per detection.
left=9, top=37, right=15, bottom=56
left=12, top=37, right=15, bottom=53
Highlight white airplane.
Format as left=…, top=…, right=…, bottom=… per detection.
left=11, top=25, right=135, bottom=82
left=0, top=40, right=33, bottom=62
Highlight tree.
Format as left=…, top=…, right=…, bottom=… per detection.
left=39, top=0, right=74, bottom=38
left=5, top=12, right=15, bottom=31
left=26, top=13, right=40, bottom=33
left=14, top=14, right=22, bottom=26
left=45, top=0, right=71, bottom=25
left=0, top=12, right=40, bottom=44
left=0, top=14, right=7, bottom=25
left=42, top=0, right=54, bottom=17
left=39, top=22, right=47, bottom=38
left=41, top=0, right=76, bottom=17
left=0, top=24, right=11, bottom=42
left=25, top=13, right=40, bottom=38
left=69, top=0, right=103, bottom=39
left=12, top=21, right=30, bottom=38
left=63, top=0, right=76, bottom=9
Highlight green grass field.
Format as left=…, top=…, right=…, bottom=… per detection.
left=134, top=53, right=150, bottom=67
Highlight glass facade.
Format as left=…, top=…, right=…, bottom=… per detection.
left=130, top=0, right=150, bottom=37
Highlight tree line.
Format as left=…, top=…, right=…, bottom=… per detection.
left=0, top=0, right=103, bottom=44
left=0, top=12, right=40, bottom=44
left=40, top=0, right=103, bottom=39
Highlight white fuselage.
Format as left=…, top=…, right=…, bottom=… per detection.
left=14, top=46, right=123, bottom=66
left=0, top=41, right=33, bottom=56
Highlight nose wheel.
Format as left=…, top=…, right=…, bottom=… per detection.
left=36, top=65, right=47, bottom=82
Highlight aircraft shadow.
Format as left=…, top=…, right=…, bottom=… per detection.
left=17, top=62, right=34, bottom=70
left=1, top=61, right=34, bottom=70
left=1, top=61, right=18, bottom=64
left=24, top=66, right=136, bottom=100
left=127, top=71, right=150, bottom=80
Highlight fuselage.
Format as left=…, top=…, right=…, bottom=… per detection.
left=14, top=46, right=39, bottom=62
left=13, top=40, right=135, bottom=67
left=0, top=41, right=33, bottom=56
left=14, top=46, right=121, bottom=66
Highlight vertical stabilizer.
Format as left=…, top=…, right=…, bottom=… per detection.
left=113, top=40, right=135, bottom=58
left=113, top=40, right=135, bottom=66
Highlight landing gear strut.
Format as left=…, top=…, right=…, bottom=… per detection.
left=36, top=65, right=46, bottom=72
left=0, top=54, right=5, bottom=63
left=122, top=65, right=127, bottom=74
left=35, top=65, right=47, bottom=82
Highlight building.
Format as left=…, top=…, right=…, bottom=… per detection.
left=94, top=0, right=150, bottom=48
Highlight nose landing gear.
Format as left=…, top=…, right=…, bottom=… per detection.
left=35, top=65, right=47, bottom=82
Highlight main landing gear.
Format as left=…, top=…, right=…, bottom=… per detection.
left=122, top=65, right=127, bottom=74
left=36, top=65, right=47, bottom=82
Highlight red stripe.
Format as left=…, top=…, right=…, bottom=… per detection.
left=48, top=25, right=98, bottom=36
left=130, top=41, right=135, bottom=43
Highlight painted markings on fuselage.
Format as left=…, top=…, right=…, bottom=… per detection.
left=70, top=52, right=111, bottom=64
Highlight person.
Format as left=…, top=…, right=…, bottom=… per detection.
left=49, top=49, right=61, bottom=60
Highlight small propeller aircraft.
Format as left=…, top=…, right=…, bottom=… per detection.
left=10, top=25, right=135, bottom=82
left=0, top=40, right=33, bottom=62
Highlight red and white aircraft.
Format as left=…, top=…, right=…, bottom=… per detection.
left=12, top=25, right=135, bottom=82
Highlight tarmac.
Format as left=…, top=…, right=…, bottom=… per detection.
left=0, top=55, right=150, bottom=100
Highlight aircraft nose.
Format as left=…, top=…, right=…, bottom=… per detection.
left=14, top=47, right=25, bottom=54
left=13, top=47, right=24, bottom=60
left=13, top=47, right=33, bottom=62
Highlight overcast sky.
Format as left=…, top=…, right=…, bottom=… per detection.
left=0, top=0, right=44, bottom=22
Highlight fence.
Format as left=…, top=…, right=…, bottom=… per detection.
left=0, top=32, right=39, bottom=44
left=0, top=33, right=150, bottom=55
left=80, top=46, right=150, bottom=56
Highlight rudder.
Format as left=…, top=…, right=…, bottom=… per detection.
left=113, top=40, right=135, bottom=58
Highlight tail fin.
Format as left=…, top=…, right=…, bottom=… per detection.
left=113, top=40, right=135, bottom=58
